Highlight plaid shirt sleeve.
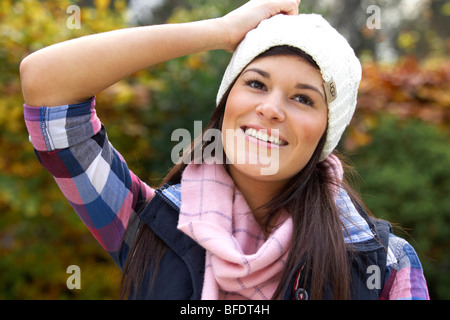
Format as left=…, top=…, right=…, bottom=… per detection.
left=23, top=97, right=155, bottom=269
left=380, top=234, right=430, bottom=300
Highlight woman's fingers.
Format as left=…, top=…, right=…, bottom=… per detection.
left=268, top=0, right=301, bottom=16
left=220, top=0, right=301, bottom=51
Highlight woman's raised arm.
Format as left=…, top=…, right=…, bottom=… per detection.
left=19, top=0, right=300, bottom=107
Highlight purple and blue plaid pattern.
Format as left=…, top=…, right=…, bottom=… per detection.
left=23, top=98, right=154, bottom=267
left=380, top=234, right=429, bottom=299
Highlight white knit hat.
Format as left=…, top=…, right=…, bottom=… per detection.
left=216, top=14, right=362, bottom=161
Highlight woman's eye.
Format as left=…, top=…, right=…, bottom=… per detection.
left=294, top=95, right=314, bottom=106
left=246, top=80, right=266, bottom=90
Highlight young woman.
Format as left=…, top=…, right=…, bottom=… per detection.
left=20, top=0, right=429, bottom=300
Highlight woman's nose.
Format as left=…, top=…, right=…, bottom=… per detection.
left=255, top=92, right=286, bottom=122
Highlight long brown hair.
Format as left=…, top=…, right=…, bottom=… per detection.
left=121, top=46, right=357, bottom=300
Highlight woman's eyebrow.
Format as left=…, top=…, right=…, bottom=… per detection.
left=242, top=68, right=270, bottom=78
left=295, top=83, right=325, bottom=100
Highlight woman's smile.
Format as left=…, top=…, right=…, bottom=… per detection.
left=241, top=125, right=289, bottom=148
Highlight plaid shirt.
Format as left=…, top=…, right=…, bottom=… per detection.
left=23, top=97, right=429, bottom=300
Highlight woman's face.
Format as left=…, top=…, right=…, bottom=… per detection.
left=221, top=54, right=328, bottom=184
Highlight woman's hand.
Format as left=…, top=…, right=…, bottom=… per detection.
left=218, top=0, right=301, bottom=52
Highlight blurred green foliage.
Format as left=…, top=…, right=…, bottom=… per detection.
left=350, top=116, right=450, bottom=300
left=1, top=0, right=449, bottom=299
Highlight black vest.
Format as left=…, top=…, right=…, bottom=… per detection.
left=133, top=185, right=391, bottom=300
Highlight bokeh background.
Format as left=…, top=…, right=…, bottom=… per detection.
left=0, top=0, right=449, bottom=299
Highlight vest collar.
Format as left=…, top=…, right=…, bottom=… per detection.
left=157, top=183, right=375, bottom=245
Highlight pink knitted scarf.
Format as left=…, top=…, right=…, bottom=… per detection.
left=177, top=155, right=343, bottom=300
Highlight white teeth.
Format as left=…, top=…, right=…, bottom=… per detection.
left=244, top=128, right=285, bottom=145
